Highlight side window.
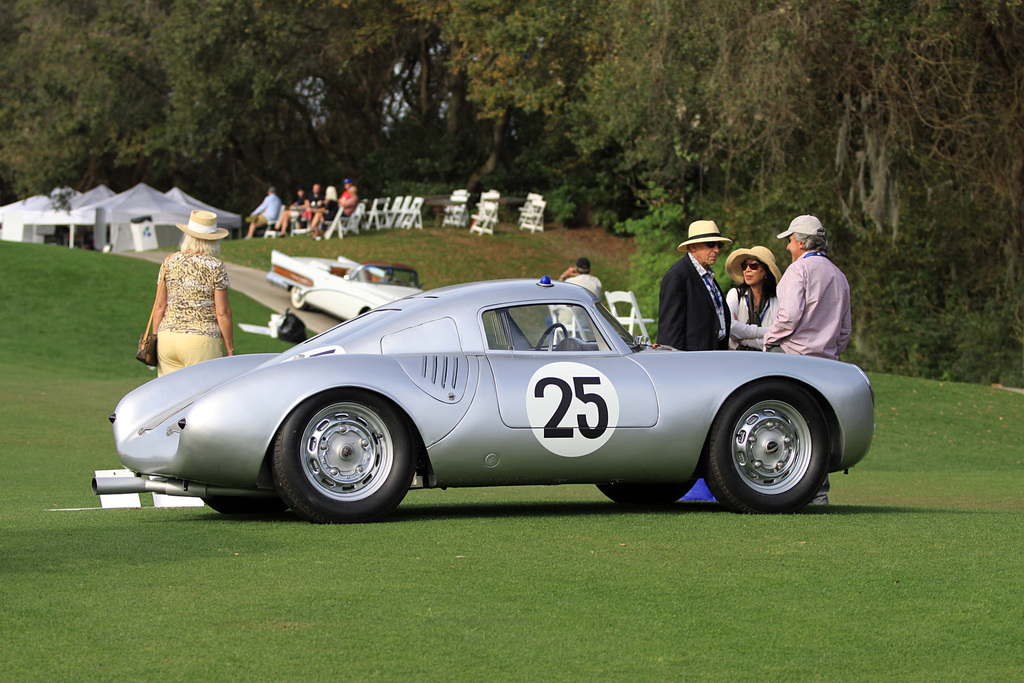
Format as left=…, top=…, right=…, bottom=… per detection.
left=482, top=304, right=609, bottom=352
left=482, top=310, right=508, bottom=350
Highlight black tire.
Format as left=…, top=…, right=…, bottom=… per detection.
left=706, top=381, right=829, bottom=513
left=202, top=496, right=289, bottom=516
left=272, top=389, right=415, bottom=523
left=596, top=482, right=696, bottom=505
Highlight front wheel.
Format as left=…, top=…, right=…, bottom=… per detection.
left=706, top=381, right=829, bottom=513
left=272, top=389, right=416, bottom=523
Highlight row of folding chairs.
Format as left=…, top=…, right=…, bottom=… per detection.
left=368, top=196, right=424, bottom=230
left=322, top=196, right=424, bottom=239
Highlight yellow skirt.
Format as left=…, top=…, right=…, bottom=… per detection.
left=157, top=331, right=223, bottom=377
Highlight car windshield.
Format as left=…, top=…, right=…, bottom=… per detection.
left=594, top=302, right=643, bottom=349
left=482, top=303, right=611, bottom=352
left=353, top=265, right=420, bottom=288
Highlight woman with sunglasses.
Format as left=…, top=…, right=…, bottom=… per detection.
left=724, top=246, right=782, bottom=350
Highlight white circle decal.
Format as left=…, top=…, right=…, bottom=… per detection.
left=526, top=362, right=619, bottom=457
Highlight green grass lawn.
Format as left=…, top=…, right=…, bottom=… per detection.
left=2, top=240, right=1023, bottom=681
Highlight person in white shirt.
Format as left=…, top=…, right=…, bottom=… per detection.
left=724, top=245, right=781, bottom=350
left=558, top=257, right=603, bottom=300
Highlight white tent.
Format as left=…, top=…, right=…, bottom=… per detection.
left=0, top=186, right=115, bottom=247
left=31, top=184, right=116, bottom=226
left=2, top=183, right=240, bottom=250
left=164, top=187, right=242, bottom=229
left=76, top=182, right=207, bottom=252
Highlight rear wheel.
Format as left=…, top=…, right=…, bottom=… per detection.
left=597, top=482, right=695, bottom=505
left=706, top=381, right=828, bottom=513
left=272, top=389, right=415, bottom=523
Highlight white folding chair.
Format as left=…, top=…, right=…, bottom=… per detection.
left=368, top=197, right=390, bottom=230
left=470, top=190, right=501, bottom=235
left=325, top=201, right=365, bottom=239
left=604, top=290, right=653, bottom=337
left=442, top=189, right=470, bottom=228
left=518, top=194, right=545, bottom=233
left=398, top=197, right=424, bottom=229
left=385, top=196, right=408, bottom=228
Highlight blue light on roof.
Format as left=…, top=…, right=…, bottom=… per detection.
left=538, top=275, right=553, bottom=287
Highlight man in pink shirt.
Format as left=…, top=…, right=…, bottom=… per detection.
left=763, top=215, right=851, bottom=360
left=763, top=214, right=851, bottom=504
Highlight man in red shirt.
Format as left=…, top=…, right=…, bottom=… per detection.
left=339, top=179, right=359, bottom=217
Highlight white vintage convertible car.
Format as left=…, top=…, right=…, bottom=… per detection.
left=267, top=250, right=422, bottom=321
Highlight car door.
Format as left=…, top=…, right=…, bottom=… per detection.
left=482, top=303, right=659, bottom=459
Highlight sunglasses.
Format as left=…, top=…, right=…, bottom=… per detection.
left=742, top=261, right=762, bottom=271
left=703, top=242, right=722, bottom=250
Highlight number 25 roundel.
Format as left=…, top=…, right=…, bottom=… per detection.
left=525, top=362, right=620, bottom=457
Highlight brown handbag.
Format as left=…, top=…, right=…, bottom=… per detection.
left=136, top=257, right=168, bottom=367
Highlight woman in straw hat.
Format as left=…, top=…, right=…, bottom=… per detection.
left=151, top=210, right=234, bottom=376
left=723, top=245, right=781, bottom=350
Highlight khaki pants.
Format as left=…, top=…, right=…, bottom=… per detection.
left=157, top=331, right=223, bottom=377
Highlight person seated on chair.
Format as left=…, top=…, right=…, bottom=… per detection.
left=339, top=179, right=359, bottom=217
left=558, top=257, right=603, bottom=300
left=307, top=182, right=324, bottom=221
left=275, top=188, right=309, bottom=236
left=309, top=185, right=339, bottom=239
left=244, top=187, right=283, bottom=238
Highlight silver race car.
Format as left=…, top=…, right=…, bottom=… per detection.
left=96, top=278, right=874, bottom=522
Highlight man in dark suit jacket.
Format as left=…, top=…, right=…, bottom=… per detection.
left=658, top=219, right=733, bottom=350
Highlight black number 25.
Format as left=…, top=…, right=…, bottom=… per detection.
left=534, top=376, right=609, bottom=439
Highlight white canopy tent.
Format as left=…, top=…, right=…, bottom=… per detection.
left=75, top=182, right=246, bottom=252
left=164, top=187, right=241, bottom=229
left=73, top=183, right=194, bottom=252
left=2, top=183, right=241, bottom=250
left=0, top=186, right=116, bottom=247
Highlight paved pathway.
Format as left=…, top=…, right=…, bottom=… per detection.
left=118, top=250, right=340, bottom=334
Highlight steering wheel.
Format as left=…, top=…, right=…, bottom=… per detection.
left=534, top=322, right=568, bottom=351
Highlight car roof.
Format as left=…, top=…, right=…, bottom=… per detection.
left=404, top=278, right=597, bottom=308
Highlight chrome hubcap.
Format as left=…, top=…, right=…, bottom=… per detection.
left=301, top=402, right=393, bottom=501
left=731, top=400, right=811, bottom=493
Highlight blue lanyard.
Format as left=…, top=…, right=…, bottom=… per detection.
left=801, top=251, right=826, bottom=259
left=702, top=273, right=722, bottom=308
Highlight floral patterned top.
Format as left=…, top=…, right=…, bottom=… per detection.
left=157, top=252, right=230, bottom=337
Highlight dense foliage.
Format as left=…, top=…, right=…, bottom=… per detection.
left=1, top=0, right=1022, bottom=384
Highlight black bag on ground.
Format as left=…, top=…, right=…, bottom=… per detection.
left=277, top=311, right=307, bottom=344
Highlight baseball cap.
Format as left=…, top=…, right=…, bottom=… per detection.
left=777, top=215, right=825, bottom=239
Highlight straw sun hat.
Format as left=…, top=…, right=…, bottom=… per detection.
left=677, top=219, right=733, bottom=251
left=725, top=245, right=782, bottom=284
left=176, top=210, right=229, bottom=240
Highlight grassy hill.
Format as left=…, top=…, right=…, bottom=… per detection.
left=2, top=238, right=1023, bottom=681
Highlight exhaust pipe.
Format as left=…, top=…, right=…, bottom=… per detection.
left=92, top=475, right=278, bottom=499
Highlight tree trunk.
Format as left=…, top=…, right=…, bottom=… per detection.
left=467, top=107, right=510, bottom=192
